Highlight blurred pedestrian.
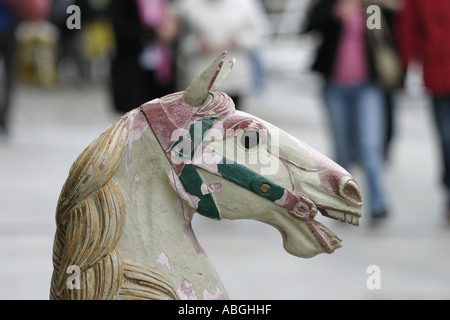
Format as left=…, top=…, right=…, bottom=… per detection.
left=374, top=0, right=403, bottom=161
left=174, top=0, right=269, bottom=110
left=0, top=0, right=52, bottom=135
left=109, top=0, right=179, bottom=113
left=0, top=0, right=17, bottom=135
left=304, top=0, right=391, bottom=221
left=397, top=0, right=450, bottom=220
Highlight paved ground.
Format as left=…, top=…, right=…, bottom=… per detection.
left=1, top=58, right=449, bottom=300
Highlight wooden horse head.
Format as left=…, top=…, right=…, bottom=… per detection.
left=50, top=53, right=363, bottom=300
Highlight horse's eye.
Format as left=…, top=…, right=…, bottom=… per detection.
left=241, top=130, right=260, bottom=149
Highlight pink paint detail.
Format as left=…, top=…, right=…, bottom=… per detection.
left=207, top=59, right=224, bottom=92
left=200, top=183, right=222, bottom=195
left=176, top=198, right=191, bottom=221
left=203, top=287, right=227, bottom=300
left=169, top=168, right=200, bottom=209
left=177, top=278, right=197, bottom=300
left=319, top=168, right=345, bottom=197
left=200, top=183, right=209, bottom=195
left=156, top=252, right=171, bottom=270
left=125, top=110, right=150, bottom=171
left=177, top=199, right=206, bottom=256
left=306, top=219, right=342, bottom=253
left=195, top=92, right=235, bottom=119
left=99, top=159, right=107, bottom=171
left=172, top=161, right=187, bottom=176
left=222, top=114, right=266, bottom=133
left=141, top=98, right=197, bottom=154
left=120, top=117, right=131, bottom=141
left=274, top=190, right=298, bottom=212
left=275, top=190, right=317, bottom=220
left=274, top=190, right=340, bottom=251
left=228, top=59, right=235, bottom=69
left=141, top=91, right=235, bottom=176
left=126, top=160, right=134, bottom=172
left=183, top=221, right=206, bottom=256
left=161, top=98, right=199, bottom=130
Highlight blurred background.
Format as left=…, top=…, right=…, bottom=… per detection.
left=1, top=0, right=449, bottom=300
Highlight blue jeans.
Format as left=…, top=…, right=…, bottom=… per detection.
left=324, top=81, right=387, bottom=214
left=432, top=96, right=450, bottom=206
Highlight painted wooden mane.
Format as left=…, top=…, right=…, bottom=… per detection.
left=50, top=53, right=363, bottom=300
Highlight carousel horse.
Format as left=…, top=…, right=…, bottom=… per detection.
left=50, top=53, right=363, bottom=300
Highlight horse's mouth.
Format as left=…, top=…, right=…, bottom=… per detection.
left=318, top=206, right=361, bottom=226
left=304, top=206, right=361, bottom=254
left=286, top=201, right=361, bottom=255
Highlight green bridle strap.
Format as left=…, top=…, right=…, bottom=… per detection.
left=178, top=163, right=221, bottom=220
left=217, top=161, right=285, bottom=202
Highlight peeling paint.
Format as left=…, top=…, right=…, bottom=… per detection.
left=177, top=278, right=197, bottom=300
left=203, top=287, right=226, bottom=300
left=200, top=182, right=222, bottom=195
left=177, top=199, right=206, bottom=256
left=156, top=252, right=171, bottom=270
left=169, top=168, right=201, bottom=209
left=182, top=221, right=206, bottom=256
left=125, top=110, right=149, bottom=171
left=176, top=198, right=191, bottom=222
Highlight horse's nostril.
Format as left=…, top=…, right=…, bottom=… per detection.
left=341, top=179, right=363, bottom=205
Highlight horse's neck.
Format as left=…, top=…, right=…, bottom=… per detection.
left=114, top=111, right=228, bottom=300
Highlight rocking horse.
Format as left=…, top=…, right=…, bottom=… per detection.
left=50, top=52, right=363, bottom=300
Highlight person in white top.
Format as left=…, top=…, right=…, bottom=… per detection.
left=174, top=0, right=269, bottom=110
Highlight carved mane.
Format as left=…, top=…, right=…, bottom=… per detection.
left=50, top=115, right=178, bottom=300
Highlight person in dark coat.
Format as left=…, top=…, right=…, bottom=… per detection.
left=109, top=0, right=178, bottom=113
left=397, top=0, right=450, bottom=220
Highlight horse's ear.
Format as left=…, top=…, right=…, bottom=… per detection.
left=183, top=51, right=235, bottom=107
